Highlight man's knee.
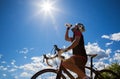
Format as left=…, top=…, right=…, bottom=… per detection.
left=62, top=60, right=71, bottom=68
left=62, top=61, right=67, bottom=67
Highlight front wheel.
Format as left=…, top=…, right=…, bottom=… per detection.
left=94, top=69, right=119, bottom=79
left=31, top=69, right=66, bottom=79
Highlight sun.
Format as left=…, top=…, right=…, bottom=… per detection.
left=39, top=0, right=57, bottom=16
left=34, top=0, right=60, bottom=18
left=41, top=1, right=53, bottom=13
left=33, top=0, right=60, bottom=30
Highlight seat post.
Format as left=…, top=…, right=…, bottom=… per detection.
left=90, top=57, right=93, bottom=79
left=87, top=54, right=97, bottom=79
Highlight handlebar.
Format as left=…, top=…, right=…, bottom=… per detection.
left=43, top=45, right=65, bottom=67
left=43, top=45, right=98, bottom=67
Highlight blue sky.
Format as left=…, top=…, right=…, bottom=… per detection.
left=0, top=0, right=120, bottom=79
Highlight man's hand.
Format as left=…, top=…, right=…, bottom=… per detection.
left=58, top=48, right=67, bottom=55
left=65, top=23, right=72, bottom=30
left=58, top=49, right=67, bottom=61
left=58, top=49, right=64, bottom=55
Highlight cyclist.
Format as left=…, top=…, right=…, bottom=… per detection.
left=59, top=23, right=89, bottom=79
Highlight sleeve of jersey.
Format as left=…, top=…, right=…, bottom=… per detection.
left=75, top=31, right=81, bottom=37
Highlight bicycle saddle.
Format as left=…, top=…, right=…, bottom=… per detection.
left=87, top=54, right=98, bottom=58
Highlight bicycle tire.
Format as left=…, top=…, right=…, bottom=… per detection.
left=31, top=69, right=66, bottom=79
left=94, top=69, right=119, bottom=79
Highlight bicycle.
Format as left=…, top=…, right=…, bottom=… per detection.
left=31, top=45, right=119, bottom=79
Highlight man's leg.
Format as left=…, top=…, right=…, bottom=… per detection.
left=62, top=57, right=86, bottom=79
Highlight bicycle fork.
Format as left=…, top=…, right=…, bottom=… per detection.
left=56, top=61, right=63, bottom=79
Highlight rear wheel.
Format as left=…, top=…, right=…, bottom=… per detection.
left=94, top=69, right=119, bottom=79
left=31, top=69, right=66, bottom=79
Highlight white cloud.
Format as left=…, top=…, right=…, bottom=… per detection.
left=101, top=32, right=120, bottom=41
left=11, top=59, right=16, bottom=65
left=17, top=48, right=34, bottom=54
left=3, top=74, right=7, bottom=77
left=105, top=49, right=111, bottom=55
left=20, top=72, right=32, bottom=77
left=111, top=32, right=120, bottom=41
left=0, top=65, right=4, bottom=70
left=94, top=61, right=109, bottom=70
left=115, top=50, right=120, bottom=53
left=31, top=56, right=43, bottom=63
left=14, top=76, right=18, bottom=79
left=19, top=56, right=46, bottom=73
left=85, top=42, right=105, bottom=54
left=107, top=50, right=120, bottom=64
left=9, top=68, right=17, bottom=72
left=113, top=53, right=120, bottom=62
left=14, top=55, right=51, bottom=78
left=101, top=35, right=110, bottom=39
left=0, top=55, right=51, bottom=79
left=19, top=63, right=35, bottom=72
left=19, top=48, right=29, bottom=54
left=3, top=67, right=7, bottom=71
left=1, top=61, right=6, bottom=64
left=0, top=65, right=8, bottom=71
left=24, top=56, right=27, bottom=59
left=109, top=58, right=113, bottom=63
left=105, top=41, right=113, bottom=47
left=30, top=48, right=34, bottom=51
left=85, top=42, right=108, bottom=59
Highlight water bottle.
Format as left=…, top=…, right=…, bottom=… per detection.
left=65, top=23, right=72, bottom=28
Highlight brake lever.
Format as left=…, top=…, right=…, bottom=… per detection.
left=54, top=50, right=56, bottom=54
left=54, top=45, right=60, bottom=51
left=43, top=54, right=53, bottom=67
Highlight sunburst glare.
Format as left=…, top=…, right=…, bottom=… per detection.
left=34, top=0, right=59, bottom=17
left=33, top=0, right=61, bottom=31
left=41, top=1, right=53, bottom=13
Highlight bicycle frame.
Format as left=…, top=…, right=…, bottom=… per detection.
left=31, top=45, right=119, bottom=79
left=52, top=56, right=99, bottom=79
left=56, top=54, right=99, bottom=79
left=55, top=54, right=117, bottom=79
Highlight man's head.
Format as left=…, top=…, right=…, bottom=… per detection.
left=71, top=23, right=85, bottom=32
